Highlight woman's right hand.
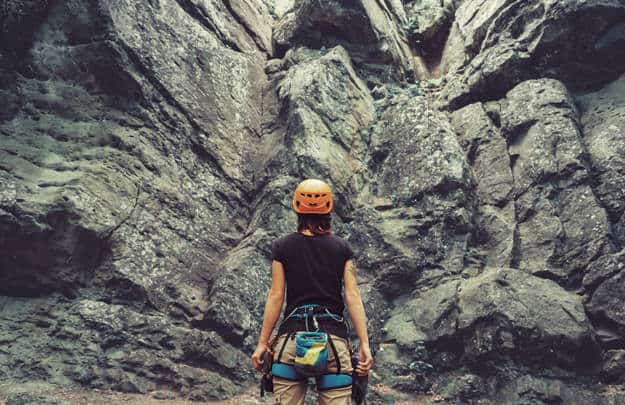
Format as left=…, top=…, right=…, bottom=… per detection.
left=356, top=345, right=373, bottom=376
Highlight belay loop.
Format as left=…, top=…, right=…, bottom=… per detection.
left=304, top=305, right=320, bottom=331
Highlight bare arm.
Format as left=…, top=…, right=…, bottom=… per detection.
left=252, top=260, right=286, bottom=371
left=344, top=259, right=373, bottom=375
left=258, top=260, right=286, bottom=345
left=343, top=259, right=369, bottom=349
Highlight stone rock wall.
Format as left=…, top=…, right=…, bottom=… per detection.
left=2, top=0, right=625, bottom=403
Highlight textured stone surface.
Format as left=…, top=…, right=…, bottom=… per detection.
left=404, top=0, right=459, bottom=77
left=272, top=0, right=415, bottom=80
left=353, top=86, right=474, bottom=300
left=385, top=268, right=594, bottom=365
left=579, top=73, right=625, bottom=226
left=451, top=102, right=513, bottom=206
left=602, top=350, right=625, bottom=382
left=495, top=375, right=602, bottom=405
left=276, top=46, right=374, bottom=189
left=449, top=79, right=612, bottom=285
left=3, top=0, right=625, bottom=403
left=0, top=0, right=270, bottom=398
left=437, top=0, right=625, bottom=110
left=501, top=80, right=610, bottom=284
left=587, top=269, right=625, bottom=338
left=451, top=101, right=515, bottom=269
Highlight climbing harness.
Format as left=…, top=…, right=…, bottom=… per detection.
left=268, top=304, right=354, bottom=391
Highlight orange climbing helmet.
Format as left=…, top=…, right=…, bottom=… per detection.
left=292, top=179, right=333, bottom=214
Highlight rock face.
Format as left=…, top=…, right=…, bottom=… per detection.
left=2, top=0, right=625, bottom=403
left=0, top=0, right=269, bottom=399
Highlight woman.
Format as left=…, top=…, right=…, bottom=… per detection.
left=251, top=179, right=373, bottom=405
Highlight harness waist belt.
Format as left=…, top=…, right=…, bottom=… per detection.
left=289, top=313, right=341, bottom=319
left=278, top=319, right=348, bottom=339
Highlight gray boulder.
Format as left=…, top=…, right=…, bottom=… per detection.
left=583, top=250, right=625, bottom=292
left=449, top=78, right=611, bottom=284
left=385, top=267, right=596, bottom=368
left=438, top=0, right=625, bottom=110
left=499, top=79, right=608, bottom=283
left=275, top=45, right=374, bottom=190
left=583, top=253, right=625, bottom=349
left=496, top=375, right=601, bottom=405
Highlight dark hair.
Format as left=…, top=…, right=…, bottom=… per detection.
left=297, top=213, right=332, bottom=235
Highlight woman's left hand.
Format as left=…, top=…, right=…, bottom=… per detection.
left=251, top=343, right=268, bottom=371
left=356, top=345, right=373, bottom=376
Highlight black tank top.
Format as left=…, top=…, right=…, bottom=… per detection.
left=271, top=232, right=354, bottom=315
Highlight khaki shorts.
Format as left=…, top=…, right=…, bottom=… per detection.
left=272, top=333, right=353, bottom=405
